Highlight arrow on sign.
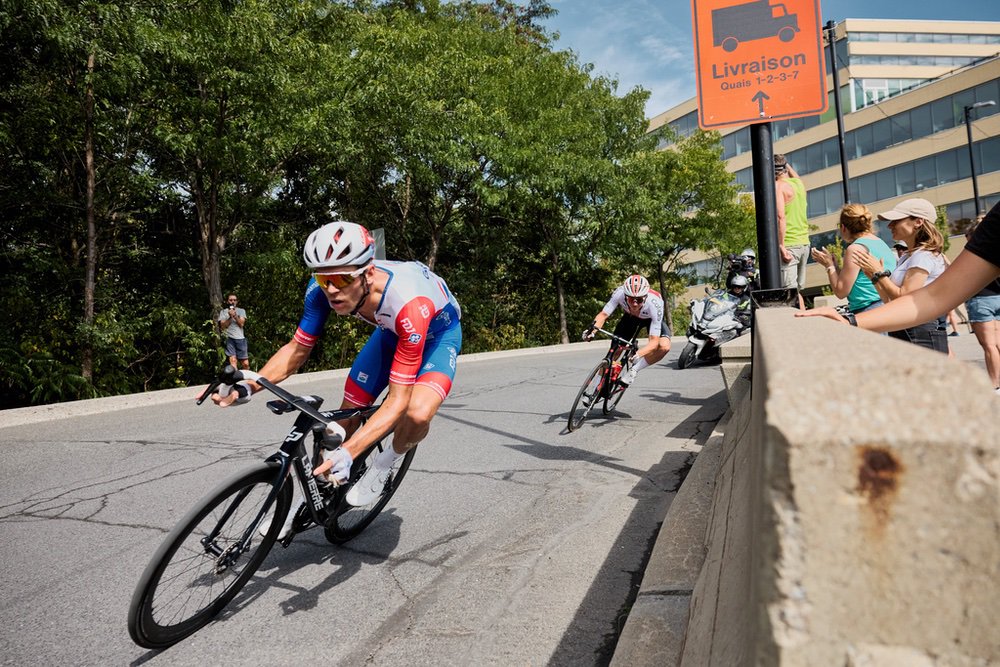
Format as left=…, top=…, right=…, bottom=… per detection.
left=751, top=90, right=770, bottom=116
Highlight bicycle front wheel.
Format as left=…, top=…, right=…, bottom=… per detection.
left=325, top=443, right=415, bottom=544
left=128, top=462, right=291, bottom=649
left=604, top=379, right=628, bottom=414
left=568, top=359, right=609, bottom=431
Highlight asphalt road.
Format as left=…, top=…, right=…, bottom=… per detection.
left=0, top=341, right=727, bottom=666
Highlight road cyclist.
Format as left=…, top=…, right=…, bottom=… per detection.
left=212, top=221, right=462, bottom=538
left=581, top=274, right=671, bottom=388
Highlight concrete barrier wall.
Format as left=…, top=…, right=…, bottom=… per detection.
left=682, top=308, right=999, bottom=666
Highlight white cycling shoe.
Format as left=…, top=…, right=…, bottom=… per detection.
left=259, top=479, right=304, bottom=541
left=618, top=367, right=638, bottom=386
left=346, top=455, right=395, bottom=507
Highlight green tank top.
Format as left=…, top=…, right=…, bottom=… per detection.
left=847, top=237, right=897, bottom=311
left=783, top=178, right=809, bottom=246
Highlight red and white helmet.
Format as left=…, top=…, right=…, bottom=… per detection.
left=302, top=221, right=375, bottom=270
left=623, top=274, right=650, bottom=298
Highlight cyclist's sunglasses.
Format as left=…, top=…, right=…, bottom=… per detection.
left=626, top=296, right=646, bottom=305
left=314, top=266, right=368, bottom=290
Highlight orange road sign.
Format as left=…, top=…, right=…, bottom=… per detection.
left=692, top=0, right=828, bottom=129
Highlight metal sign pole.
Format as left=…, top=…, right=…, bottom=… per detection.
left=751, top=123, right=781, bottom=290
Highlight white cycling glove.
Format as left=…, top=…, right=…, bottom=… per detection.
left=218, top=381, right=253, bottom=405
left=582, top=328, right=596, bottom=341
left=318, top=448, right=353, bottom=485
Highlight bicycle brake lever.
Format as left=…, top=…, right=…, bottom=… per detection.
left=195, top=381, right=220, bottom=405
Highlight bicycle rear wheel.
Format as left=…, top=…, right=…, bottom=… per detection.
left=128, top=462, right=291, bottom=649
left=325, top=443, right=415, bottom=544
left=568, top=359, right=609, bottom=431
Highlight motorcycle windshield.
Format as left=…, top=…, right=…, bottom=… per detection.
left=703, top=295, right=737, bottom=322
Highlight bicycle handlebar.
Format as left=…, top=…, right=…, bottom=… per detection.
left=592, top=327, right=639, bottom=350
left=195, top=365, right=331, bottom=428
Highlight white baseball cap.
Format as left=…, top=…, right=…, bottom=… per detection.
left=878, top=198, right=936, bottom=222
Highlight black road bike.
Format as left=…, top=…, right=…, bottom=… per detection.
left=567, top=328, right=639, bottom=431
left=127, top=366, right=413, bottom=649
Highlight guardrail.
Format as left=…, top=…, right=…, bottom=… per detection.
left=682, top=308, right=999, bottom=665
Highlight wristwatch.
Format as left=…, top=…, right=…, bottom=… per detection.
left=871, top=270, right=891, bottom=283
left=843, top=312, right=858, bottom=326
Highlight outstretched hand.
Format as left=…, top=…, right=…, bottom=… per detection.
left=794, top=306, right=848, bottom=324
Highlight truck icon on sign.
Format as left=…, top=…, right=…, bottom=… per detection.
left=712, top=0, right=799, bottom=52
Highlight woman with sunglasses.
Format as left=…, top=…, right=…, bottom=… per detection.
left=214, top=221, right=462, bottom=530
left=582, top=274, right=671, bottom=387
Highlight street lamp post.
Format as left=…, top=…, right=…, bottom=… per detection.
left=963, top=100, right=996, bottom=218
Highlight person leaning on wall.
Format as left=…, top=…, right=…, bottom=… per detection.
left=962, top=214, right=1000, bottom=393
left=799, top=200, right=1000, bottom=394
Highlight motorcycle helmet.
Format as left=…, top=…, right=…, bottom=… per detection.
left=302, top=221, right=375, bottom=270
left=740, top=248, right=756, bottom=261
left=622, top=274, right=650, bottom=298
left=729, top=274, right=749, bottom=295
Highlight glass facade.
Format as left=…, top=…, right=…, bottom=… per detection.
left=802, top=136, right=999, bottom=217
left=728, top=77, right=1000, bottom=195
left=850, top=32, right=1000, bottom=45
left=852, top=54, right=983, bottom=67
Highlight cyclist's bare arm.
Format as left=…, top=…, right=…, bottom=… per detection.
left=592, top=312, right=610, bottom=330
left=212, top=339, right=311, bottom=407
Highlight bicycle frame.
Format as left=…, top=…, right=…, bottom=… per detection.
left=195, top=367, right=377, bottom=559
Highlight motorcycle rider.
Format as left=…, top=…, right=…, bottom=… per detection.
left=728, top=274, right=752, bottom=329
left=582, top=274, right=671, bottom=386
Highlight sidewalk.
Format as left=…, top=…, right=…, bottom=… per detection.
left=610, top=327, right=993, bottom=666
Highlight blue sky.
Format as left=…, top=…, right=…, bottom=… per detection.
left=542, top=0, right=999, bottom=117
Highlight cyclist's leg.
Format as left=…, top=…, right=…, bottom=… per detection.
left=392, top=323, right=461, bottom=457
left=611, top=314, right=642, bottom=357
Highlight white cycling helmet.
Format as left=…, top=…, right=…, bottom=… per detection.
left=302, top=221, right=375, bottom=270
left=623, top=274, right=650, bottom=298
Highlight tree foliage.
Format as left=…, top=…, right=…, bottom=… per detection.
left=0, top=0, right=752, bottom=408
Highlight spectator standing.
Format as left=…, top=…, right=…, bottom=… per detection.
left=218, top=293, right=249, bottom=370
left=963, top=217, right=1000, bottom=392
left=798, top=200, right=1000, bottom=392
left=811, top=203, right=896, bottom=316
left=853, top=198, right=948, bottom=353
left=774, top=155, right=809, bottom=309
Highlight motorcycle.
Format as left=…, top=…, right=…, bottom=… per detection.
left=677, top=288, right=749, bottom=369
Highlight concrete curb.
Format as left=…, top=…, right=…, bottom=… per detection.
left=0, top=337, right=688, bottom=429
left=611, top=409, right=729, bottom=666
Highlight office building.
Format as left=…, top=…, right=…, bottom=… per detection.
left=649, top=18, right=1000, bottom=297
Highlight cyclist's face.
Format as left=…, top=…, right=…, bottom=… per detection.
left=625, top=295, right=645, bottom=313
left=316, top=265, right=369, bottom=314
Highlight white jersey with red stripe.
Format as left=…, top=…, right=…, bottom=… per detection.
left=601, top=286, right=666, bottom=337
left=357, top=260, right=460, bottom=333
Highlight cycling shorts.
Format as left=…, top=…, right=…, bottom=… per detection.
left=344, top=321, right=462, bottom=406
left=612, top=313, right=671, bottom=343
